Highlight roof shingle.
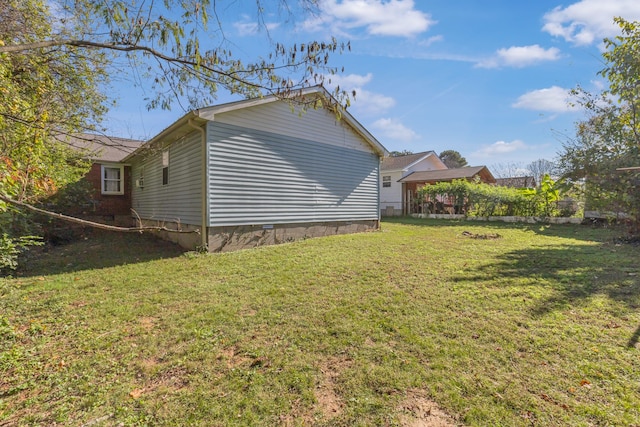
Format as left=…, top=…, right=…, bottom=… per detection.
left=381, top=151, right=437, bottom=171
left=398, top=166, right=495, bottom=183
left=59, top=133, right=145, bottom=162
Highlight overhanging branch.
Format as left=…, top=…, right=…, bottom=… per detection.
left=0, top=193, right=199, bottom=234
left=0, top=39, right=303, bottom=90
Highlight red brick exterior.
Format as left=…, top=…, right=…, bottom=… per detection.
left=83, top=163, right=133, bottom=217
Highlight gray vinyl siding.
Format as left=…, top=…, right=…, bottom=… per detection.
left=130, top=131, right=203, bottom=225
left=212, top=100, right=373, bottom=154
left=206, top=121, right=380, bottom=227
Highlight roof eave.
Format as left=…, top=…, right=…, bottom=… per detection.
left=404, top=152, right=436, bottom=170
left=123, top=86, right=388, bottom=160
left=123, top=111, right=206, bottom=161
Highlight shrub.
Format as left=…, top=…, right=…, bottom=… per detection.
left=417, top=176, right=563, bottom=218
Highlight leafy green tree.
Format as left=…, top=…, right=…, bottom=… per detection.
left=0, top=0, right=350, bottom=269
left=1, top=0, right=349, bottom=111
left=0, top=0, right=105, bottom=269
left=558, top=18, right=640, bottom=231
left=439, top=150, right=468, bottom=168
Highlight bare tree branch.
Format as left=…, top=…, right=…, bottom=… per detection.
left=0, top=193, right=199, bottom=234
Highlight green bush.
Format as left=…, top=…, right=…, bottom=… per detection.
left=417, top=175, right=563, bottom=218
left=0, top=233, right=42, bottom=272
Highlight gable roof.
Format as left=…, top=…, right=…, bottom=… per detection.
left=495, top=176, right=536, bottom=188
left=398, top=166, right=496, bottom=183
left=381, top=151, right=441, bottom=171
left=125, top=86, right=387, bottom=160
left=59, top=133, right=144, bottom=162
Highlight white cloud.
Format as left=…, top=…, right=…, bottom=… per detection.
left=476, top=45, right=561, bottom=68
left=475, top=140, right=529, bottom=157
left=326, top=72, right=374, bottom=88
left=303, top=0, right=435, bottom=38
left=512, top=86, right=579, bottom=113
left=372, top=118, right=419, bottom=142
left=353, top=89, right=397, bottom=115
left=542, top=0, right=640, bottom=46
left=418, top=35, right=444, bottom=47
left=325, top=73, right=396, bottom=115
left=233, top=17, right=280, bottom=36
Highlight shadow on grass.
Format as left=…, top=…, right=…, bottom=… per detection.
left=453, top=242, right=640, bottom=346
left=629, top=325, right=640, bottom=348
left=14, top=230, right=187, bottom=277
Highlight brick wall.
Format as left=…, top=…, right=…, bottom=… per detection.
left=83, top=163, right=133, bottom=217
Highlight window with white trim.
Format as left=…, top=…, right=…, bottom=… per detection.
left=101, top=164, right=124, bottom=195
left=382, top=175, right=391, bottom=188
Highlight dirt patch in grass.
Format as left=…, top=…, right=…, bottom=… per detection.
left=218, top=346, right=271, bottom=371
left=138, top=316, right=158, bottom=331
left=314, top=356, right=352, bottom=420
left=219, top=346, right=253, bottom=370
left=397, top=389, right=461, bottom=427
left=461, top=230, right=502, bottom=239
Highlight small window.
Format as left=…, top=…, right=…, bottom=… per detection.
left=136, top=167, right=144, bottom=189
left=162, top=150, right=169, bottom=186
left=101, top=164, right=124, bottom=195
left=382, top=175, right=391, bottom=188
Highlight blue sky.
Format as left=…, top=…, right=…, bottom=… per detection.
left=104, top=0, right=640, bottom=170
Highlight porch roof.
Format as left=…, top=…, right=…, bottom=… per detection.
left=398, top=166, right=496, bottom=184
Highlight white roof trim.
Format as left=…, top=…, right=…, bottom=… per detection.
left=404, top=152, right=437, bottom=171
left=383, top=152, right=445, bottom=172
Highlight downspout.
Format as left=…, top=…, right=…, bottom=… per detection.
left=187, top=119, right=208, bottom=250
left=377, top=155, right=382, bottom=230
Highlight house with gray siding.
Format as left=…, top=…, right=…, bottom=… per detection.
left=123, top=86, right=388, bottom=252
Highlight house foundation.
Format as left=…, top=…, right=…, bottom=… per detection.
left=207, top=220, right=379, bottom=252
left=137, top=219, right=379, bottom=252
left=136, top=220, right=203, bottom=250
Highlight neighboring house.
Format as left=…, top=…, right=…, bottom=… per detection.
left=123, top=86, right=388, bottom=252
left=61, top=134, right=144, bottom=225
left=380, top=151, right=448, bottom=216
left=398, top=166, right=496, bottom=214
left=495, top=176, right=536, bottom=189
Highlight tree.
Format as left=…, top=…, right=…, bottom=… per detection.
left=489, top=162, right=525, bottom=178
left=526, top=159, right=556, bottom=183
left=390, top=150, right=414, bottom=157
left=0, top=0, right=350, bottom=268
left=0, top=0, right=109, bottom=269
left=558, top=18, right=640, bottom=232
left=439, top=150, right=468, bottom=168
left=1, top=0, right=350, bottom=111
left=1, top=0, right=107, bottom=202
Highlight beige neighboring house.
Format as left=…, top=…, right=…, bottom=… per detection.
left=380, top=151, right=448, bottom=216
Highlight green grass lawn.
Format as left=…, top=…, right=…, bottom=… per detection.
left=1, top=219, right=639, bottom=426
